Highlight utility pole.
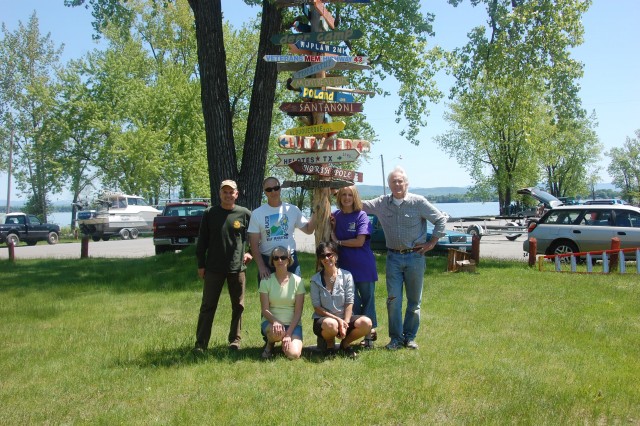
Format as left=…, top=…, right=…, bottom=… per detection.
left=380, top=154, right=386, bottom=196
left=5, top=127, right=14, bottom=214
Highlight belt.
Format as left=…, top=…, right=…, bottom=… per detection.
left=388, top=248, right=414, bottom=254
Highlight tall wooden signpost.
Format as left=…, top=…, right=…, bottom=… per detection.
left=269, top=0, right=372, bottom=245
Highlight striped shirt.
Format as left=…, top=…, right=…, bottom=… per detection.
left=362, top=193, right=447, bottom=251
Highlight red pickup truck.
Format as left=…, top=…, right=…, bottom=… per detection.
left=152, top=201, right=208, bottom=255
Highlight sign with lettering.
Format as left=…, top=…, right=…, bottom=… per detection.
left=264, top=55, right=367, bottom=64
left=326, top=86, right=375, bottom=96
left=289, top=76, right=348, bottom=89
left=294, top=40, right=348, bottom=56
left=299, top=88, right=354, bottom=103
left=288, top=161, right=363, bottom=182
left=292, top=58, right=337, bottom=79
left=285, top=122, right=345, bottom=137
left=276, top=149, right=360, bottom=166
left=273, top=0, right=371, bottom=6
left=279, top=101, right=363, bottom=115
left=271, top=29, right=363, bottom=45
left=281, top=179, right=353, bottom=189
left=279, top=136, right=370, bottom=153
left=279, top=62, right=370, bottom=73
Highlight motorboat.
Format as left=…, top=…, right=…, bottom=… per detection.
left=76, top=192, right=160, bottom=241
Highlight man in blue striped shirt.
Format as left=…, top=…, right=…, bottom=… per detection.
left=362, top=167, right=447, bottom=350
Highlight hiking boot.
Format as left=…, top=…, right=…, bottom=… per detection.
left=385, top=340, right=404, bottom=350
left=404, top=340, right=419, bottom=350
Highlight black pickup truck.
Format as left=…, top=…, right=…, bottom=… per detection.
left=0, top=213, right=61, bottom=246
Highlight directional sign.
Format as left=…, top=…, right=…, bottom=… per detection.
left=285, top=122, right=345, bottom=137
left=288, top=161, right=363, bottom=182
left=271, top=29, right=363, bottom=45
left=280, top=101, right=363, bottom=115
left=295, top=40, right=348, bottom=56
left=276, top=149, right=360, bottom=166
left=292, top=59, right=337, bottom=79
left=279, top=135, right=370, bottom=153
left=299, top=87, right=355, bottom=103
left=273, top=0, right=370, bottom=6
left=279, top=62, right=371, bottom=73
left=326, top=86, right=375, bottom=96
left=289, top=76, right=348, bottom=89
left=264, top=55, right=367, bottom=64
left=281, top=179, right=354, bottom=190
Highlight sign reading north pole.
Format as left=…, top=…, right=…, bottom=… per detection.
left=276, top=149, right=360, bottom=166
left=288, top=161, right=363, bottom=182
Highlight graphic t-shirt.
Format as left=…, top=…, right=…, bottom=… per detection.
left=248, top=203, right=308, bottom=255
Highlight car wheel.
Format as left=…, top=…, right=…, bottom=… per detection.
left=466, top=224, right=483, bottom=238
left=6, top=233, right=20, bottom=246
left=129, top=228, right=139, bottom=239
left=548, top=240, right=579, bottom=261
left=92, top=235, right=101, bottom=242
left=102, top=235, right=110, bottom=241
left=505, top=234, right=521, bottom=241
left=119, top=229, right=130, bottom=240
left=26, top=240, right=38, bottom=246
left=155, top=245, right=167, bottom=255
left=47, top=232, right=59, bottom=245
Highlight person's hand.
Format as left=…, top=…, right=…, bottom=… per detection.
left=272, top=321, right=285, bottom=338
left=243, top=253, right=253, bottom=265
left=198, top=268, right=205, bottom=280
left=282, top=335, right=291, bottom=351
left=329, top=215, right=336, bottom=231
left=338, top=319, right=348, bottom=339
left=414, top=240, right=437, bottom=255
left=259, top=264, right=271, bottom=280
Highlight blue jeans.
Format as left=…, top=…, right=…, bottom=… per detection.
left=353, top=281, right=378, bottom=328
left=386, top=251, right=425, bottom=343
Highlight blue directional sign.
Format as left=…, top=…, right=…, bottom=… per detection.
left=294, top=40, right=348, bottom=56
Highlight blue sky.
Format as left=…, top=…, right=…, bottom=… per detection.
left=1, top=0, right=639, bottom=201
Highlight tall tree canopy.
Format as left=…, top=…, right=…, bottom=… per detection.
left=608, top=130, right=640, bottom=204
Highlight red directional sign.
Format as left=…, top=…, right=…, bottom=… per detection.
left=279, top=102, right=363, bottom=115
left=281, top=179, right=354, bottom=189
left=288, top=161, right=363, bottom=182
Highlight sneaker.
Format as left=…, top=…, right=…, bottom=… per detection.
left=192, top=346, right=206, bottom=356
left=229, top=339, right=241, bottom=350
left=385, top=340, right=404, bottom=350
left=340, top=344, right=358, bottom=359
left=404, top=340, right=419, bottom=350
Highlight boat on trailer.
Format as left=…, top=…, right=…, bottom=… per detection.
left=76, top=192, right=160, bottom=241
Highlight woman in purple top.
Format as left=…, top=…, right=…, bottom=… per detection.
left=330, top=185, right=378, bottom=348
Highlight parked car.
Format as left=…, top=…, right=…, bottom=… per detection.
left=368, top=214, right=471, bottom=254
left=0, top=212, right=60, bottom=246
left=523, top=204, right=640, bottom=257
left=516, top=187, right=564, bottom=218
left=153, top=201, right=209, bottom=255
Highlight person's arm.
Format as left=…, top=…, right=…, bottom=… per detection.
left=195, top=210, right=209, bottom=278
left=300, top=212, right=316, bottom=234
left=249, top=232, right=271, bottom=280
left=260, top=290, right=285, bottom=338
left=335, top=234, right=366, bottom=248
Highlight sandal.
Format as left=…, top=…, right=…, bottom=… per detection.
left=261, top=343, right=274, bottom=359
left=370, top=329, right=378, bottom=341
left=360, top=338, right=374, bottom=349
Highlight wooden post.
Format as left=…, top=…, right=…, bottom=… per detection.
left=81, top=236, right=89, bottom=259
left=610, top=237, right=620, bottom=272
left=528, top=238, right=537, bottom=267
left=8, top=240, right=15, bottom=262
left=471, top=234, right=480, bottom=265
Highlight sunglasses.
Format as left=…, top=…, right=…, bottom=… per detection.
left=264, top=185, right=281, bottom=193
left=318, top=252, right=334, bottom=259
left=272, top=255, right=289, bottom=261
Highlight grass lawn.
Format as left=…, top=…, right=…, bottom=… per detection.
left=1, top=249, right=638, bottom=424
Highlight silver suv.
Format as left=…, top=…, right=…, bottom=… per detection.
left=523, top=204, right=640, bottom=256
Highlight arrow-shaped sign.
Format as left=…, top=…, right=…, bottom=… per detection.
left=276, top=149, right=360, bottom=166
left=280, top=101, right=362, bottom=115
left=292, top=58, right=337, bottom=79
left=294, top=40, right=348, bottom=56
left=271, top=29, right=363, bottom=45
left=289, top=76, right=348, bottom=89
left=299, top=87, right=355, bottom=103
left=279, top=135, right=370, bottom=152
left=264, top=55, right=368, bottom=64
left=279, top=62, right=370, bottom=73
left=273, top=0, right=371, bottom=6
left=288, top=161, right=363, bottom=182
left=285, top=122, right=345, bottom=137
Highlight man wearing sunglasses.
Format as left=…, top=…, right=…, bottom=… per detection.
left=249, top=176, right=316, bottom=283
left=362, top=167, right=447, bottom=351
left=194, top=179, right=252, bottom=352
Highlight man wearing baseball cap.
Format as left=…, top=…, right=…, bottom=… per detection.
left=194, top=179, right=252, bottom=351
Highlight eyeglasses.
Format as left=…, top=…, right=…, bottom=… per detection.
left=264, top=185, right=281, bottom=193
left=318, top=252, right=334, bottom=259
left=272, top=255, right=289, bottom=261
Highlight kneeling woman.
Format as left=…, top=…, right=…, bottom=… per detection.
left=259, top=246, right=305, bottom=359
left=310, top=241, right=372, bottom=358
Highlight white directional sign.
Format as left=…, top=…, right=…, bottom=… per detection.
left=292, top=58, right=337, bottom=79
left=276, top=149, right=360, bottom=167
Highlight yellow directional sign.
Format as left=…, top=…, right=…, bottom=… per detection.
left=285, top=121, right=345, bottom=136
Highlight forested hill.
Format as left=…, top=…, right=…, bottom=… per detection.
left=356, top=185, right=469, bottom=198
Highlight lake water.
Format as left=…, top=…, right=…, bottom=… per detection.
left=47, top=201, right=500, bottom=227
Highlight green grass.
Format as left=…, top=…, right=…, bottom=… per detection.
left=1, top=249, right=638, bottom=424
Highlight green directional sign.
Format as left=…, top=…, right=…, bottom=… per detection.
left=271, top=29, right=363, bottom=45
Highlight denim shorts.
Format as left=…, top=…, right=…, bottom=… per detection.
left=261, top=320, right=303, bottom=340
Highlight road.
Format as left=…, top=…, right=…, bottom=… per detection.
left=0, top=231, right=528, bottom=261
